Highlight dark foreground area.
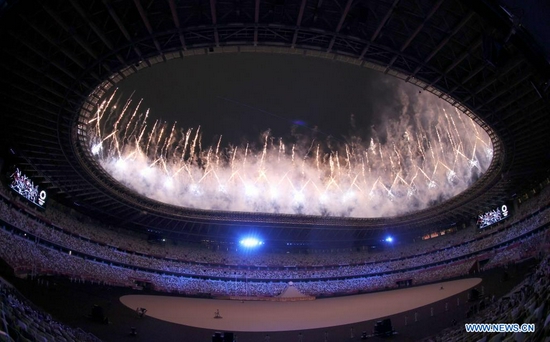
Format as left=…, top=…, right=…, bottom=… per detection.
left=0, top=259, right=536, bottom=342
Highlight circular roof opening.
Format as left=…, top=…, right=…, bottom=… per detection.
left=82, top=54, right=493, bottom=219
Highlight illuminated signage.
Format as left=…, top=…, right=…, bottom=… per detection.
left=9, top=167, right=47, bottom=209
left=477, top=204, right=509, bottom=229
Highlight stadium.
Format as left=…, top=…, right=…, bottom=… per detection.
left=0, top=0, right=549, bottom=341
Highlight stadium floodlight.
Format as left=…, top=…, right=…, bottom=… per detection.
left=385, top=236, right=393, bottom=243
left=240, top=237, right=264, bottom=248
left=91, top=143, right=102, bottom=155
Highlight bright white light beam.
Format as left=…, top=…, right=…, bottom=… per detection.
left=240, top=237, right=264, bottom=248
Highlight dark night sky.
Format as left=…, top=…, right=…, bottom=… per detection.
left=113, top=53, right=405, bottom=148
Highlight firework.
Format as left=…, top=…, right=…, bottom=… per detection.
left=85, top=88, right=493, bottom=218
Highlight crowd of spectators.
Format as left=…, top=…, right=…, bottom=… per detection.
left=0, top=194, right=548, bottom=280
left=6, top=183, right=550, bottom=269
left=0, top=222, right=545, bottom=299
left=425, top=253, right=550, bottom=342
left=0, top=280, right=101, bottom=342
left=0, top=183, right=548, bottom=297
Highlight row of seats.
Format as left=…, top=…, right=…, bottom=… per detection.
left=2, top=183, right=548, bottom=269
left=0, top=223, right=546, bottom=297
left=424, top=252, right=550, bottom=342
left=0, top=281, right=101, bottom=342
left=0, top=192, right=548, bottom=281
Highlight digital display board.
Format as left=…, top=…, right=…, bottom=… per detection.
left=9, top=167, right=47, bottom=209
left=477, top=204, right=509, bottom=229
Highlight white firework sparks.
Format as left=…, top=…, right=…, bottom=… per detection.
left=84, top=88, right=493, bottom=218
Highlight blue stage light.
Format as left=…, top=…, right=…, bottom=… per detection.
left=240, top=237, right=264, bottom=248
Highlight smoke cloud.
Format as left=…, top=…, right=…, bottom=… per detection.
left=87, top=79, right=492, bottom=219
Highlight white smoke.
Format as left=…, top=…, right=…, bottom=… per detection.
left=88, top=82, right=492, bottom=219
